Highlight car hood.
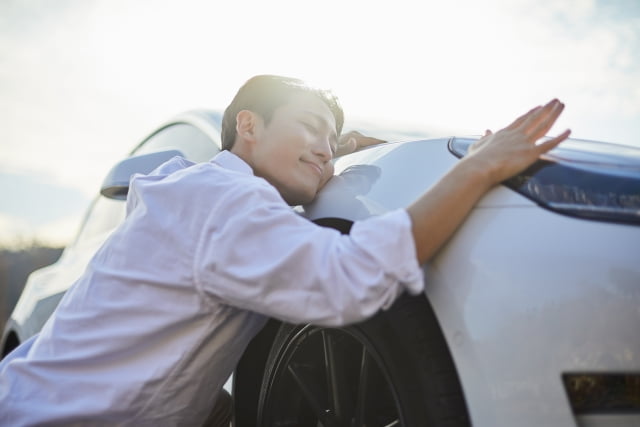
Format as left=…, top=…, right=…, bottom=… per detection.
left=299, top=138, right=534, bottom=222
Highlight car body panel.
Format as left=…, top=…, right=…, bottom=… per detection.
left=300, top=138, right=640, bottom=427
left=429, top=207, right=639, bottom=426
left=7, top=206, right=125, bottom=344
left=301, top=138, right=536, bottom=221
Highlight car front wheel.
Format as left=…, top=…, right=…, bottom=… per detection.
left=256, top=294, right=470, bottom=427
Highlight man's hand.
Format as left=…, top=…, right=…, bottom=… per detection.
left=466, top=99, right=571, bottom=186
left=336, top=130, right=386, bottom=157
left=316, top=131, right=385, bottom=194
left=408, top=99, right=571, bottom=264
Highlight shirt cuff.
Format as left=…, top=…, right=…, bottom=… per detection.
left=350, top=209, right=424, bottom=295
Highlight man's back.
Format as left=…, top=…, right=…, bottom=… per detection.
left=0, top=154, right=269, bottom=425
left=0, top=151, right=422, bottom=425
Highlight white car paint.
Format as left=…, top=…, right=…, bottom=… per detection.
left=301, top=138, right=640, bottom=427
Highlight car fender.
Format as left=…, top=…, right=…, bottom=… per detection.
left=297, top=138, right=640, bottom=426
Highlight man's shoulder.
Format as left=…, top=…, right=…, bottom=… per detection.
left=166, top=158, right=282, bottom=204
left=129, top=153, right=283, bottom=211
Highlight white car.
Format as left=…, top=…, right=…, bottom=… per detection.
left=3, top=110, right=639, bottom=427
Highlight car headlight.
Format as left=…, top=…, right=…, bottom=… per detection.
left=449, top=137, right=640, bottom=225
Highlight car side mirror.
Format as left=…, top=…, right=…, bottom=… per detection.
left=100, top=149, right=184, bottom=200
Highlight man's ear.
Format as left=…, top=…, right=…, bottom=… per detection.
left=235, top=110, right=260, bottom=144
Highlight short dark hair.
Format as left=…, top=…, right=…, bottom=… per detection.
left=221, top=75, right=344, bottom=151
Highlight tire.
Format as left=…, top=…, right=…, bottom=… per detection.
left=256, top=293, right=470, bottom=427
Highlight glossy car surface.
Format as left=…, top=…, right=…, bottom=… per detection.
left=2, top=109, right=639, bottom=427
left=300, top=137, right=640, bottom=426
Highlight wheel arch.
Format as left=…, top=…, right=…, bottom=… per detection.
left=232, top=215, right=469, bottom=424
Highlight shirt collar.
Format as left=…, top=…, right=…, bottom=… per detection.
left=211, top=150, right=254, bottom=175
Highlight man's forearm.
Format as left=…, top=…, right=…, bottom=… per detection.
left=407, top=157, right=493, bottom=264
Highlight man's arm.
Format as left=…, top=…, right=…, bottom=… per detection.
left=407, top=99, right=571, bottom=264
left=317, top=131, right=387, bottom=192
left=336, top=130, right=386, bottom=157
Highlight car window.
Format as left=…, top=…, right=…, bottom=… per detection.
left=133, top=123, right=219, bottom=163
left=72, top=196, right=126, bottom=246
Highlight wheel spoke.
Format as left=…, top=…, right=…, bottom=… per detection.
left=322, top=330, right=340, bottom=416
left=322, top=329, right=355, bottom=422
left=354, top=346, right=370, bottom=425
left=264, top=326, right=406, bottom=427
left=287, top=363, right=326, bottom=418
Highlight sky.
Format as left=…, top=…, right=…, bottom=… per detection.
left=1, top=0, right=639, bottom=247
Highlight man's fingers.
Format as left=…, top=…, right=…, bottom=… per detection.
left=346, top=130, right=386, bottom=147
left=506, top=105, right=542, bottom=130
left=358, top=135, right=387, bottom=147
left=535, top=129, right=571, bottom=154
left=335, top=137, right=357, bottom=157
left=528, top=100, right=565, bottom=141
left=336, top=130, right=387, bottom=156
left=519, top=99, right=561, bottom=137
left=509, top=99, right=557, bottom=134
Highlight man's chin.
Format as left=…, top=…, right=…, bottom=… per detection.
left=283, top=190, right=316, bottom=206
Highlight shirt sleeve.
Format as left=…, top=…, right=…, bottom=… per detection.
left=193, top=180, right=424, bottom=327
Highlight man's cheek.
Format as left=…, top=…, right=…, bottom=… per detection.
left=318, top=162, right=334, bottom=191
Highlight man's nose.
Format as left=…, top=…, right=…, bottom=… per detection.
left=313, top=136, right=333, bottom=161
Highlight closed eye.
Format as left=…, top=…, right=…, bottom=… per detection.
left=301, top=121, right=318, bottom=134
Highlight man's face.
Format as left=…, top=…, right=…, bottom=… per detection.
left=251, top=92, right=338, bottom=205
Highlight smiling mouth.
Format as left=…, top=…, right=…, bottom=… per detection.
left=303, top=160, right=323, bottom=176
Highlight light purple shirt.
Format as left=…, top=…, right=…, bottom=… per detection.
left=0, top=150, right=423, bottom=426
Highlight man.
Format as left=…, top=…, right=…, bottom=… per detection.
left=0, top=75, right=569, bottom=426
